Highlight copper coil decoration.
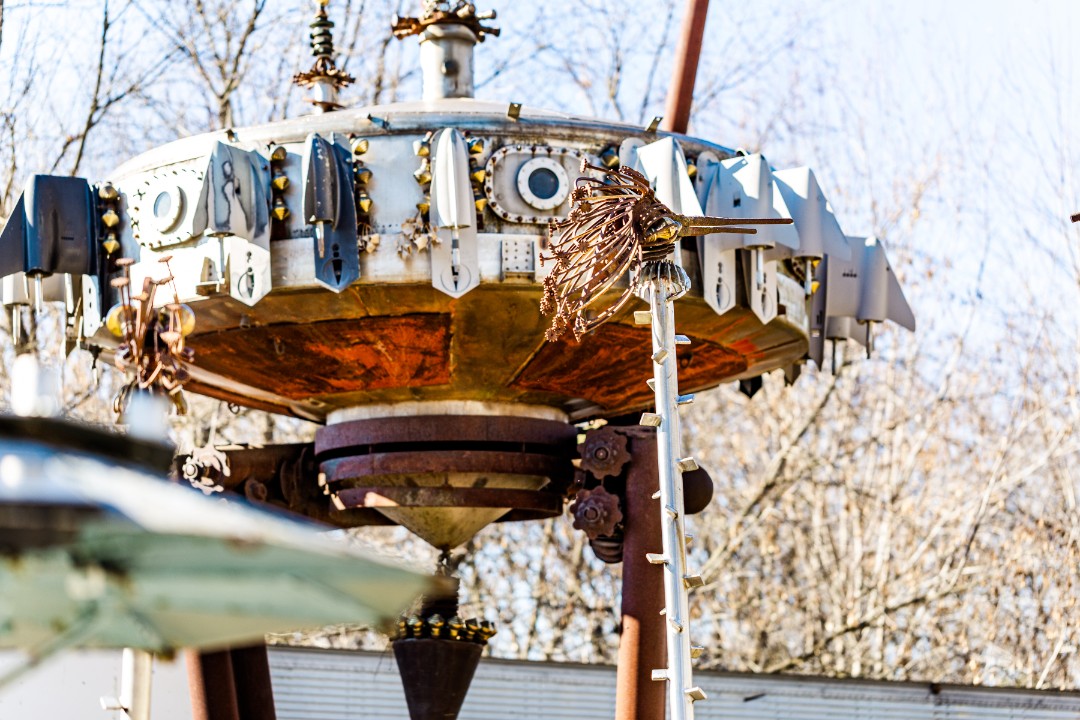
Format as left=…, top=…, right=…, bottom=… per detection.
left=106, top=256, right=196, bottom=416
left=540, top=158, right=791, bottom=340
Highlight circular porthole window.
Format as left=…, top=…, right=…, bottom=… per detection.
left=516, top=157, right=570, bottom=211
left=150, top=186, right=185, bottom=233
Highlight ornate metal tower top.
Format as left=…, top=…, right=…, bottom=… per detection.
left=293, top=0, right=355, bottom=111
left=393, top=1, right=500, bottom=100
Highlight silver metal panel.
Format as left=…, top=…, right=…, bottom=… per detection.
left=266, top=647, right=1080, bottom=720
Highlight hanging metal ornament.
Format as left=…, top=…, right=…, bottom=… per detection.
left=542, top=158, right=792, bottom=720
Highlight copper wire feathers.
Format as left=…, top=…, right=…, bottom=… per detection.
left=540, top=158, right=791, bottom=341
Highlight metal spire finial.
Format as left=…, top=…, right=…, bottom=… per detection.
left=293, top=0, right=355, bottom=112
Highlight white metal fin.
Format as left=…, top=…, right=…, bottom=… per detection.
left=302, top=133, right=361, bottom=293
left=694, top=155, right=737, bottom=316
left=772, top=166, right=851, bottom=261
left=856, top=237, right=915, bottom=331
left=429, top=128, right=479, bottom=298
left=81, top=274, right=103, bottom=337
left=742, top=249, right=779, bottom=324
left=635, top=137, right=705, bottom=217
left=193, top=142, right=273, bottom=306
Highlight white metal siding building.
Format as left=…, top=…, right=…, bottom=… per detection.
left=269, top=648, right=1080, bottom=720
left=4, top=646, right=1080, bottom=719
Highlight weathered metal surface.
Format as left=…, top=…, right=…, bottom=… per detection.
left=229, top=645, right=278, bottom=720
left=509, top=322, right=746, bottom=414
left=316, top=414, right=577, bottom=451
left=315, top=415, right=575, bottom=548
left=323, top=452, right=567, bottom=482
left=90, top=99, right=812, bottom=422
left=393, top=639, right=483, bottom=720
left=333, top=486, right=564, bottom=514
left=578, top=425, right=632, bottom=479
left=569, top=486, right=623, bottom=539
left=192, top=313, right=451, bottom=400
left=186, top=650, right=240, bottom=720
left=615, top=429, right=666, bottom=720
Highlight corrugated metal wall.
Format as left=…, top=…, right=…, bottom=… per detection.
left=267, top=647, right=1080, bottom=720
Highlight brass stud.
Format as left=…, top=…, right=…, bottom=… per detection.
left=416, top=198, right=430, bottom=214
left=101, top=209, right=120, bottom=229
left=412, top=139, right=430, bottom=157
left=355, top=167, right=373, bottom=184
left=270, top=145, right=287, bottom=163
left=467, top=137, right=484, bottom=155
left=686, top=162, right=697, bottom=179
left=447, top=616, right=464, bottom=640
left=176, top=304, right=196, bottom=336
left=98, top=184, right=119, bottom=202
left=351, top=138, right=370, bottom=156
left=104, top=303, right=132, bottom=337
left=102, top=236, right=120, bottom=255
left=413, top=166, right=432, bottom=185
left=474, top=189, right=488, bottom=213
left=470, top=169, right=486, bottom=184
left=271, top=198, right=290, bottom=221
left=599, top=146, right=619, bottom=168
left=271, top=173, right=289, bottom=191
left=428, top=614, right=446, bottom=639
left=357, top=191, right=373, bottom=214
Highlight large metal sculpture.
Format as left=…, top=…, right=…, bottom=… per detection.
left=0, top=0, right=917, bottom=717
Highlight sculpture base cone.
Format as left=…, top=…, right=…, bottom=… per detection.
left=393, top=638, right=482, bottom=720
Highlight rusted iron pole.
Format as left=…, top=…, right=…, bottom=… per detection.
left=186, top=649, right=240, bottom=720
left=615, top=429, right=666, bottom=720
left=230, top=644, right=278, bottom=720
left=661, top=0, right=711, bottom=134
left=186, top=645, right=277, bottom=720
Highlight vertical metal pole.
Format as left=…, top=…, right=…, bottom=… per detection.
left=615, top=430, right=666, bottom=720
left=661, top=0, right=711, bottom=134
left=643, top=272, right=704, bottom=718
left=119, top=649, right=153, bottom=720
left=230, top=644, right=278, bottom=720
left=186, top=649, right=240, bottom=720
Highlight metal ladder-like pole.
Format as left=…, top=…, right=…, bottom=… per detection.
left=637, top=261, right=706, bottom=719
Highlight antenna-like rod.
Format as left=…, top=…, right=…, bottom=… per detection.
left=293, top=0, right=355, bottom=112
left=661, top=0, right=711, bottom=134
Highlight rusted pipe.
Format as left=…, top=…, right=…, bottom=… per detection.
left=614, top=429, right=666, bottom=720
left=230, top=645, right=278, bottom=720
left=186, top=649, right=240, bottom=720
left=661, top=0, right=711, bottom=134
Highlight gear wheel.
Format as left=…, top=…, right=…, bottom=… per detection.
left=579, top=426, right=631, bottom=479
left=569, top=485, right=624, bottom=539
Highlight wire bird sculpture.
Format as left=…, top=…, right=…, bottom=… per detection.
left=540, top=159, right=791, bottom=340
left=107, top=256, right=196, bottom=416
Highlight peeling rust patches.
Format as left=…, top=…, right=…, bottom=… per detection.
left=190, top=314, right=451, bottom=400
left=509, top=323, right=746, bottom=413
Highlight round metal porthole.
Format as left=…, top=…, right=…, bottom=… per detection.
left=516, top=157, right=569, bottom=211
left=150, top=185, right=185, bottom=233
